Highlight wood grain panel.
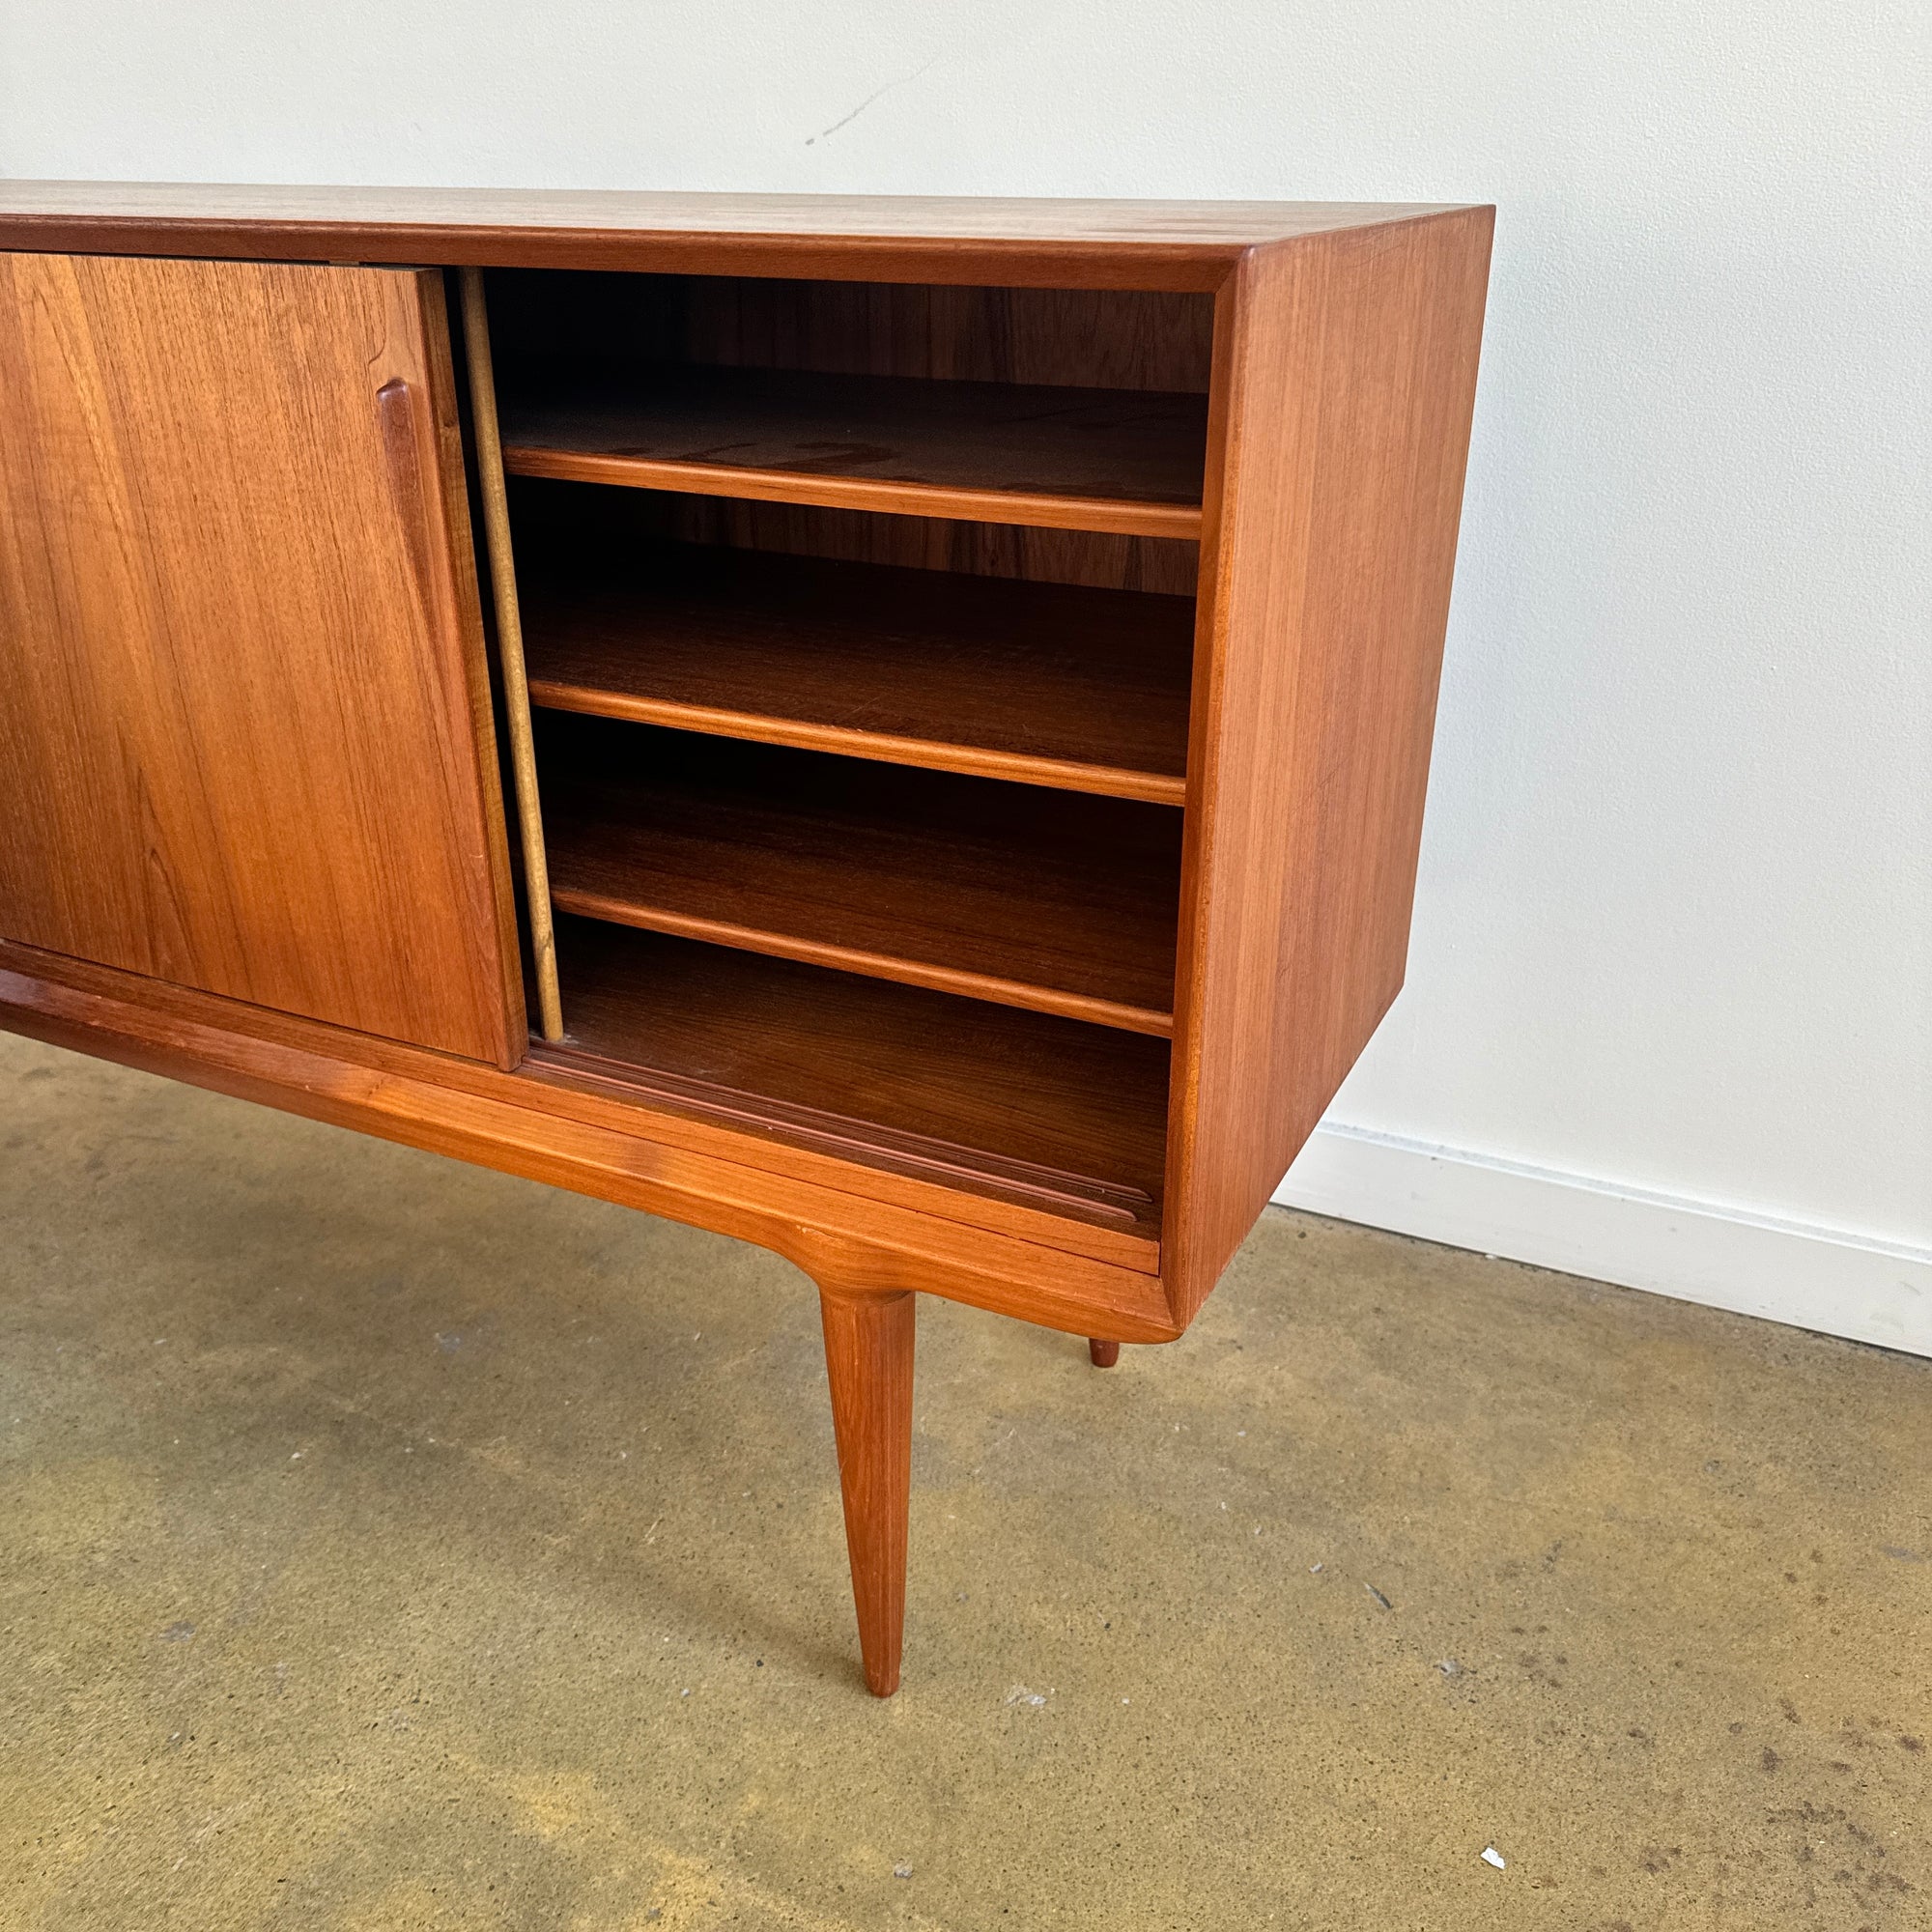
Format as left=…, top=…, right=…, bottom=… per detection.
left=498, top=367, right=1207, bottom=537
left=1163, top=209, right=1494, bottom=1322
left=520, top=538, right=1194, bottom=801
left=0, top=183, right=1473, bottom=289
left=0, top=253, right=523, bottom=1064
left=538, top=719, right=1181, bottom=1032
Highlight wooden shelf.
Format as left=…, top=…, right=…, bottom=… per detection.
left=498, top=366, right=1208, bottom=538
left=538, top=718, right=1181, bottom=1036
left=519, top=540, right=1194, bottom=804
left=543, top=916, right=1170, bottom=1244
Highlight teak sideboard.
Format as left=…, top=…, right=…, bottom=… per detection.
left=0, top=184, right=1492, bottom=1694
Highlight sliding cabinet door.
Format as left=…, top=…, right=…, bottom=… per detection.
left=0, top=253, right=524, bottom=1064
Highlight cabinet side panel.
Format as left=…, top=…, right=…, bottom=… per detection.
left=0, top=253, right=523, bottom=1065
left=1165, top=211, right=1493, bottom=1321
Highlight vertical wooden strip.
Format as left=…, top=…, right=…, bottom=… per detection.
left=458, top=266, right=564, bottom=1042
left=818, top=1285, right=916, bottom=1696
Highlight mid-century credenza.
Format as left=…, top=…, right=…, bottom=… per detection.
left=0, top=184, right=1492, bottom=1693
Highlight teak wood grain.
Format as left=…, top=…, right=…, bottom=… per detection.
left=1164, top=209, right=1494, bottom=1320
left=0, top=182, right=1467, bottom=288
left=498, top=367, right=1208, bottom=537
left=0, top=252, right=523, bottom=1065
left=0, top=192, right=1493, bottom=1694
left=539, top=718, right=1181, bottom=1033
left=519, top=539, right=1195, bottom=803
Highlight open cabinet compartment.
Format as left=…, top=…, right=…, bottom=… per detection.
left=510, top=484, right=1197, bottom=804
left=534, top=711, right=1184, bottom=1035
left=483, top=270, right=1213, bottom=535
left=469, top=268, right=1216, bottom=1263
left=547, top=917, right=1172, bottom=1249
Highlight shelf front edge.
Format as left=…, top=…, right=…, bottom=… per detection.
left=502, top=447, right=1206, bottom=540
left=526, top=682, right=1190, bottom=807
left=548, top=889, right=1178, bottom=1037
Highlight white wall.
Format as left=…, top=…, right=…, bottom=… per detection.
left=4, top=2, right=1928, bottom=1350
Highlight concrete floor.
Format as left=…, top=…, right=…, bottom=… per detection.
left=1, top=1031, right=1926, bottom=1931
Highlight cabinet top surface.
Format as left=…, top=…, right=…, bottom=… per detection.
left=0, top=181, right=1485, bottom=284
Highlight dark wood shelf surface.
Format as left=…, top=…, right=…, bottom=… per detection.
left=545, top=917, right=1169, bottom=1243
left=538, top=719, right=1182, bottom=1036
left=499, top=366, right=1208, bottom=538
left=520, top=541, right=1194, bottom=804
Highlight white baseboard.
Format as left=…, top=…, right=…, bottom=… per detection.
left=1272, top=1123, right=1932, bottom=1358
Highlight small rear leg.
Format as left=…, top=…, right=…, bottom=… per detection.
left=1088, top=1338, right=1121, bottom=1369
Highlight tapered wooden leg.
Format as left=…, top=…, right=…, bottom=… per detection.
left=818, top=1286, right=915, bottom=1697
left=1088, top=1338, right=1121, bottom=1368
